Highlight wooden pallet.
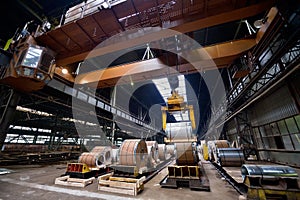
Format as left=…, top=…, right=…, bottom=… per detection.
left=55, top=175, right=95, bottom=188
left=98, top=172, right=145, bottom=196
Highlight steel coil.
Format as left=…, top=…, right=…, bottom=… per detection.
left=111, top=148, right=119, bottom=163
left=166, top=122, right=195, bottom=142
left=146, top=141, right=159, bottom=162
left=207, top=140, right=230, bottom=161
left=78, top=152, right=103, bottom=168
left=91, top=146, right=112, bottom=164
left=176, top=142, right=197, bottom=165
left=166, top=144, right=176, bottom=156
left=119, top=139, right=148, bottom=167
left=158, top=144, right=167, bottom=161
left=78, top=146, right=112, bottom=168
left=214, top=140, right=230, bottom=148
left=241, top=164, right=299, bottom=181
left=217, top=148, right=244, bottom=167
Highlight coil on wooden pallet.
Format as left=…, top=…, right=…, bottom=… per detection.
left=176, top=142, right=197, bottom=165
left=158, top=144, right=167, bottom=161
left=78, top=146, right=112, bottom=168
left=119, top=139, right=148, bottom=167
left=217, top=148, right=244, bottom=167
left=146, top=141, right=159, bottom=162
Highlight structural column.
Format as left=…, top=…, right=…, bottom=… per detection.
left=0, top=86, right=20, bottom=149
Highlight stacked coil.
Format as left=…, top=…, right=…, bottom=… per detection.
left=217, top=148, right=244, bottom=167
left=158, top=144, right=167, bottom=161
left=78, top=146, right=112, bottom=168
left=119, top=139, right=148, bottom=167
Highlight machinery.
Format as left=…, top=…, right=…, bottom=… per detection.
left=161, top=90, right=196, bottom=131
left=161, top=75, right=197, bottom=143
left=64, top=146, right=112, bottom=178
left=0, top=35, right=56, bottom=92
left=241, top=164, right=300, bottom=200
left=160, top=142, right=210, bottom=191
left=65, top=163, right=94, bottom=179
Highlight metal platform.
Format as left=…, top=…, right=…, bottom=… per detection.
left=160, top=175, right=210, bottom=191
left=160, top=163, right=210, bottom=191
left=222, top=167, right=244, bottom=184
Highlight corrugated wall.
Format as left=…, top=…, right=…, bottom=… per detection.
left=250, top=84, right=298, bottom=126
left=248, top=82, right=300, bottom=166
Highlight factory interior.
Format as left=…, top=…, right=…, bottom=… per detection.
left=0, top=0, right=299, bottom=199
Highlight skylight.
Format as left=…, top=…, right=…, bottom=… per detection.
left=153, top=74, right=189, bottom=122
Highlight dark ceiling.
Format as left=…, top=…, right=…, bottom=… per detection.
left=0, top=0, right=266, bottom=50
left=0, top=0, right=79, bottom=47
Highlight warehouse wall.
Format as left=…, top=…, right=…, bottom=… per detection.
left=224, top=78, right=300, bottom=167
left=250, top=84, right=298, bottom=126
left=249, top=81, right=300, bottom=166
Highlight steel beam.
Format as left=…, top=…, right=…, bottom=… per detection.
left=74, top=38, right=256, bottom=88
left=55, top=1, right=275, bottom=66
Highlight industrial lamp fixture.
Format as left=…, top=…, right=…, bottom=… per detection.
left=61, top=67, right=68, bottom=74
left=254, top=17, right=268, bottom=29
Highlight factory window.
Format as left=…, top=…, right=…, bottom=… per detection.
left=286, top=118, right=298, bottom=134
left=277, top=120, right=294, bottom=150
left=259, top=127, right=270, bottom=149
left=264, top=124, right=276, bottom=148
left=39, top=53, right=53, bottom=72
left=252, top=116, right=300, bottom=151
left=274, top=136, right=285, bottom=149
left=253, top=127, right=263, bottom=149
left=295, top=115, right=300, bottom=128
left=22, top=46, right=43, bottom=68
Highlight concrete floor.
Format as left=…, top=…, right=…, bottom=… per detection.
left=0, top=161, right=240, bottom=200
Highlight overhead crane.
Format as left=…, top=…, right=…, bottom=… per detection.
left=0, top=0, right=276, bottom=92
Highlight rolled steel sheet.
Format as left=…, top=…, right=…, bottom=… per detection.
left=214, top=140, right=230, bottom=148
left=111, top=148, right=119, bottom=163
left=78, top=152, right=101, bottom=168
left=241, top=164, right=299, bottom=181
left=158, top=144, right=167, bottom=161
left=207, top=140, right=230, bottom=161
left=146, top=141, right=159, bottom=162
left=119, top=139, right=148, bottom=167
left=78, top=146, right=112, bottom=167
left=176, top=142, right=197, bottom=165
left=147, top=146, right=154, bottom=158
left=166, top=122, right=194, bottom=142
left=166, top=144, right=176, bottom=156
left=217, top=148, right=244, bottom=167
left=91, top=146, right=112, bottom=164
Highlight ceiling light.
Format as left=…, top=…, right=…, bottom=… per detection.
left=254, top=19, right=264, bottom=29
left=62, top=68, right=68, bottom=74
left=254, top=17, right=268, bottom=29
left=102, top=2, right=110, bottom=9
